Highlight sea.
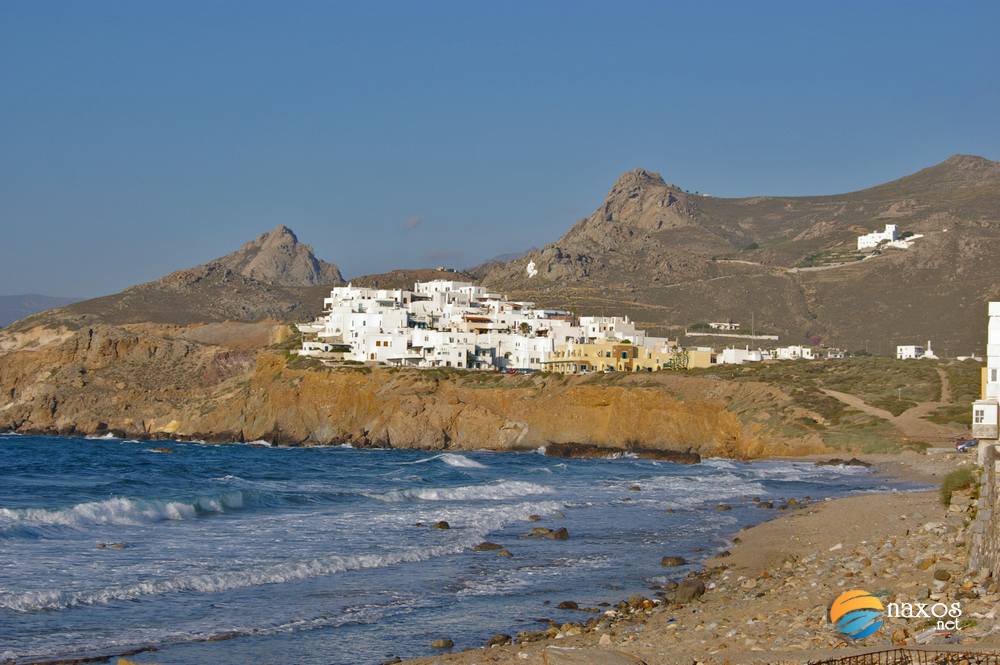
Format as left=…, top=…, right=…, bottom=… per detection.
left=0, top=433, right=912, bottom=665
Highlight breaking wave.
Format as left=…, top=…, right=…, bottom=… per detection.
left=0, top=500, right=557, bottom=612
left=0, top=492, right=247, bottom=530
left=397, top=453, right=487, bottom=468
left=371, top=480, right=551, bottom=502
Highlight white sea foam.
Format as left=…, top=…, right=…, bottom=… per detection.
left=623, top=473, right=767, bottom=506
left=371, top=480, right=552, bottom=502
left=397, top=453, right=487, bottom=468
left=85, top=432, right=118, bottom=440
left=458, top=554, right=611, bottom=597
left=0, top=500, right=558, bottom=612
left=0, top=492, right=245, bottom=529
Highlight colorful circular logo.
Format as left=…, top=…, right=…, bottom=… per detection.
left=829, top=589, right=884, bottom=640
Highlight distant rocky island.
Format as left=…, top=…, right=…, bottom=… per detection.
left=0, top=294, right=78, bottom=327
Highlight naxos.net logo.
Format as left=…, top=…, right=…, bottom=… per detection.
left=829, top=590, right=885, bottom=640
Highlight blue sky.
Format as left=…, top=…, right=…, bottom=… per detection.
left=2, top=1, right=998, bottom=296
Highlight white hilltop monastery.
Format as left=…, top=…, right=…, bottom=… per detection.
left=296, top=279, right=669, bottom=371
left=857, top=223, right=924, bottom=251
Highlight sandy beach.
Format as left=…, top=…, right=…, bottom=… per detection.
left=402, top=451, right=998, bottom=665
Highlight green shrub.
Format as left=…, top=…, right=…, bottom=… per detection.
left=940, top=467, right=976, bottom=506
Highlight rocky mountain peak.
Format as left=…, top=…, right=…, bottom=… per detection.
left=220, top=225, right=344, bottom=287
left=611, top=168, right=667, bottom=191
left=938, top=154, right=1000, bottom=181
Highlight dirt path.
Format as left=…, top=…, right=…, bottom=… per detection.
left=821, top=371, right=962, bottom=442
left=937, top=366, right=953, bottom=402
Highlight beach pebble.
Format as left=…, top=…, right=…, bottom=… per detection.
left=486, top=633, right=512, bottom=646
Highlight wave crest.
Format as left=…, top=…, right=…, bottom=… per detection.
left=371, top=480, right=551, bottom=502
left=0, top=500, right=561, bottom=612
left=398, top=453, right=487, bottom=468
left=0, top=492, right=246, bottom=530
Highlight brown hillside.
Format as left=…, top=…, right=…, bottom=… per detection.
left=8, top=225, right=345, bottom=330
left=478, top=155, right=1000, bottom=354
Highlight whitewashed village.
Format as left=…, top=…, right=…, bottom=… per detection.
left=295, top=277, right=941, bottom=374
left=296, top=224, right=942, bottom=375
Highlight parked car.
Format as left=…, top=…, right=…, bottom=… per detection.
left=954, top=437, right=979, bottom=453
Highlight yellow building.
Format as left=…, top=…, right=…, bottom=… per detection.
left=542, top=341, right=638, bottom=374
left=544, top=341, right=716, bottom=374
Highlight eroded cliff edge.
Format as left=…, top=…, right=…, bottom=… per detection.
left=0, top=323, right=832, bottom=458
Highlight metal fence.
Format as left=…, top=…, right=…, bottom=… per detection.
left=810, top=648, right=1000, bottom=665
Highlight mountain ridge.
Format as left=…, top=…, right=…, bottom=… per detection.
left=9, top=225, right=345, bottom=329
left=478, top=154, right=1000, bottom=354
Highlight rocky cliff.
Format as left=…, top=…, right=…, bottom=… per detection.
left=0, top=322, right=824, bottom=458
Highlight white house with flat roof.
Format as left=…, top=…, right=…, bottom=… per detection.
left=973, top=302, right=1000, bottom=443
left=896, top=341, right=937, bottom=360
left=774, top=345, right=815, bottom=360
left=719, top=347, right=763, bottom=365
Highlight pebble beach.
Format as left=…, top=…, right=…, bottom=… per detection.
left=403, top=452, right=999, bottom=665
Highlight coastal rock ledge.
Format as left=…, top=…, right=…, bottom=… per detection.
left=0, top=324, right=826, bottom=458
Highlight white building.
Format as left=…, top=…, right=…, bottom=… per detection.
left=709, top=321, right=740, bottom=331
left=896, top=341, right=937, bottom=360
left=774, top=345, right=815, bottom=361
left=719, top=347, right=763, bottom=365
left=973, top=302, right=1000, bottom=443
left=579, top=316, right=646, bottom=345
left=857, top=224, right=898, bottom=251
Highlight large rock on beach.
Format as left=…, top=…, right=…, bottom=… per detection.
left=673, top=579, right=706, bottom=603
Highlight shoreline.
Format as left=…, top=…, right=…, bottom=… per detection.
left=2, top=438, right=980, bottom=665
left=401, top=450, right=989, bottom=665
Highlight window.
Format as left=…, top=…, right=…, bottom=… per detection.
left=974, top=408, right=985, bottom=424
left=993, top=369, right=999, bottom=382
